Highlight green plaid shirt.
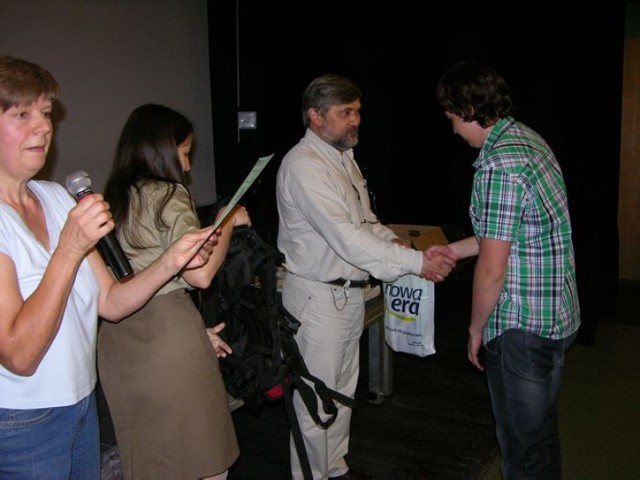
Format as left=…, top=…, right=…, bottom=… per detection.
left=470, top=117, right=580, bottom=343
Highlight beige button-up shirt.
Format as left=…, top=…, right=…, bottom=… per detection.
left=276, top=129, right=422, bottom=284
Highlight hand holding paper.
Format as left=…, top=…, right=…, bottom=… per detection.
left=211, top=154, right=274, bottom=230
left=178, top=154, right=273, bottom=273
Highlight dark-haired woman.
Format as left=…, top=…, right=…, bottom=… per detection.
left=98, top=104, right=248, bottom=479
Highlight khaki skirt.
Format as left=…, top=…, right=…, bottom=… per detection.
left=98, top=289, right=239, bottom=479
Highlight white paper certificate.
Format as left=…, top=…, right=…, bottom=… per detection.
left=211, top=154, right=274, bottom=229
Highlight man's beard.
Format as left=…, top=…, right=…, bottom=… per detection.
left=328, top=127, right=359, bottom=151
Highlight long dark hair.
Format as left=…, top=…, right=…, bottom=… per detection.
left=104, top=103, right=194, bottom=247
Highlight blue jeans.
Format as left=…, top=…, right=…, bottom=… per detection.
left=484, top=329, right=576, bottom=480
left=0, top=391, right=100, bottom=479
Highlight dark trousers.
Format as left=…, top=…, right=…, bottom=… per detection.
left=484, top=329, right=576, bottom=480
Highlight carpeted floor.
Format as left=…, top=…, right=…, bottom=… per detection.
left=482, top=280, right=640, bottom=479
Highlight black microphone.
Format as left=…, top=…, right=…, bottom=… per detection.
left=65, top=170, right=134, bottom=280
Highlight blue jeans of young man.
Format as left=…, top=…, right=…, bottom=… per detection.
left=0, top=391, right=100, bottom=479
left=484, top=329, right=576, bottom=480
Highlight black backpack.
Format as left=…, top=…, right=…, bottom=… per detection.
left=203, top=222, right=355, bottom=480
left=210, top=225, right=286, bottom=409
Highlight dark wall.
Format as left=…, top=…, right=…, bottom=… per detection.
left=209, top=3, right=625, bottom=344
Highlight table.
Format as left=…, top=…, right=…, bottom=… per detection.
left=364, top=295, right=393, bottom=404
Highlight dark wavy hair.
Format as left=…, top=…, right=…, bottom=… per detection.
left=104, top=103, right=194, bottom=247
left=436, top=61, right=512, bottom=128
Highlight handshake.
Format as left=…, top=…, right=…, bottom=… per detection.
left=391, top=237, right=458, bottom=283
left=422, top=245, right=458, bottom=283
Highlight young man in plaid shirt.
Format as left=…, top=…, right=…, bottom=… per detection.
left=431, top=61, right=581, bottom=479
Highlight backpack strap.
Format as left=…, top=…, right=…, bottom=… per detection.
left=278, top=305, right=356, bottom=480
left=282, top=376, right=313, bottom=480
left=279, top=305, right=356, bottom=427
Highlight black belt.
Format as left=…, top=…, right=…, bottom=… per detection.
left=326, top=278, right=370, bottom=289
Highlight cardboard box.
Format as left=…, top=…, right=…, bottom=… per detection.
left=387, top=224, right=449, bottom=251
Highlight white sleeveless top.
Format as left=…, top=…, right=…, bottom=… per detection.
left=0, top=180, right=100, bottom=409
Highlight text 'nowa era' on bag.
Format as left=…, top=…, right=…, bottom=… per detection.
left=382, top=273, right=435, bottom=357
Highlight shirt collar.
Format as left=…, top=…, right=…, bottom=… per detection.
left=304, top=128, right=354, bottom=164
left=474, top=116, right=515, bottom=169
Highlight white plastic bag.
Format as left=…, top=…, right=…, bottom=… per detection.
left=382, top=274, right=435, bottom=357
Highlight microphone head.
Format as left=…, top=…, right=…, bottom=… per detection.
left=65, top=170, right=92, bottom=197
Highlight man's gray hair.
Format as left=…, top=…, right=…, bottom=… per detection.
left=301, top=74, right=361, bottom=127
